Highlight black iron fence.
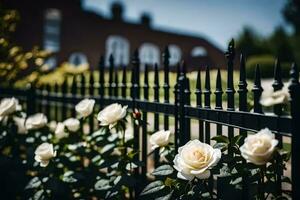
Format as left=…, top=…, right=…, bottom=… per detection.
left=0, top=40, right=300, bottom=199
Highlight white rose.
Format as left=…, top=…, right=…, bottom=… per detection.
left=48, top=121, right=57, bottom=132
left=13, top=117, right=27, bottom=134
left=25, top=113, right=48, bottom=130
left=63, top=118, right=80, bottom=132
left=173, top=139, right=221, bottom=180
left=0, top=97, right=19, bottom=116
left=97, top=103, right=127, bottom=129
left=75, top=99, right=95, bottom=118
left=240, top=128, right=278, bottom=165
left=260, top=88, right=290, bottom=107
left=34, top=143, right=56, bottom=167
left=55, top=122, right=67, bottom=139
left=150, top=130, right=171, bottom=150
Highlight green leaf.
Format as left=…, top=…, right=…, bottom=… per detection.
left=213, top=142, right=228, bottom=151
left=94, top=179, right=112, bottom=191
left=231, top=135, right=243, bottom=145
left=62, top=171, right=77, bottom=183
left=155, top=191, right=173, bottom=200
left=140, top=181, right=165, bottom=196
left=211, top=135, right=229, bottom=144
left=100, top=143, right=116, bottom=154
left=152, top=165, right=174, bottom=176
left=230, top=177, right=242, bottom=185
left=25, top=177, right=41, bottom=190
left=31, top=190, right=44, bottom=200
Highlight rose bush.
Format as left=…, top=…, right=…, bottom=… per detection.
left=0, top=96, right=292, bottom=200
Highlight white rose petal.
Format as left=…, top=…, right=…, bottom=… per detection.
left=260, top=88, right=290, bottom=107
left=13, top=117, right=27, bottom=134
left=240, top=128, right=278, bottom=165
left=150, top=130, right=171, bottom=150
left=0, top=97, right=19, bottom=116
left=97, top=103, right=127, bottom=129
left=25, top=113, right=48, bottom=130
left=48, top=121, right=57, bottom=132
left=55, top=122, right=68, bottom=139
left=173, top=139, right=221, bottom=181
left=75, top=99, right=95, bottom=118
left=63, top=118, right=80, bottom=132
left=34, top=143, right=56, bottom=167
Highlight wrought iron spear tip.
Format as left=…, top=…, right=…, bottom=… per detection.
left=225, top=38, right=235, bottom=60
left=163, top=46, right=170, bottom=58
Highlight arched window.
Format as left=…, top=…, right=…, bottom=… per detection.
left=43, top=56, right=57, bottom=70
left=191, top=46, right=207, bottom=57
left=139, top=43, right=160, bottom=65
left=169, top=45, right=182, bottom=66
left=43, top=9, right=61, bottom=52
left=69, top=52, right=88, bottom=67
left=106, top=35, right=129, bottom=66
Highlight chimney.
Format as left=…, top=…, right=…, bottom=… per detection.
left=140, top=13, right=152, bottom=28
left=111, top=2, right=124, bottom=21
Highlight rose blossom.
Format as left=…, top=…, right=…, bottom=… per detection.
left=75, top=99, right=95, bottom=118
left=63, top=118, right=80, bottom=132
left=173, top=139, right=221, bottom=180
left=240, top=128, right=278, bottom=165
left=149, top=130, right=171, bottom=150
left=55, top=122, right=68, bottom=139
left=34, top=143, right=56, bottom=167
left=48, top=121, right=57, bottom=132
left=97, top=103, right=127, bottom=129
left=260, top=88, right=289, bottom=107
left=25, top=113, right=48, bottom=130
left=13, top=117, right=27, bottom=134
left=0, top=97, right=19, bottom=116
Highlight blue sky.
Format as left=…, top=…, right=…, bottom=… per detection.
left=83, top=0, right=288, bottom=50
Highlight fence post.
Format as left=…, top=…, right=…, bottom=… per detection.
left=288, top=63, right=300, bottom=200
left=26, top=83, right=36, bottom=116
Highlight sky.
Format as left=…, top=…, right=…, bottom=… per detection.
left=83, top=0, right=288, bottom=50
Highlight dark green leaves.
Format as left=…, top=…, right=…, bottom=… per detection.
left=152, top=165, right=174, bottom=176
left=94, top=179, right=112, bottom=191
left=140, top=181, right=165, bottom=196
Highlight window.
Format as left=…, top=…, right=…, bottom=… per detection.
left=191, top=46, right=207, bottom=57
left=69, top=52, right=88, bottom=67
left=139, top=43, right=160, bottom=65
left=43, top=56, right=57, bottom=70
left=169, top=45, right=182, bottom=66
left=106, top=35, right=129, bottom=66
left=43, top=9, right=61, bottom=52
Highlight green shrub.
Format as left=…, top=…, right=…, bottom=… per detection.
left=246, top=55, right=291, bottom=79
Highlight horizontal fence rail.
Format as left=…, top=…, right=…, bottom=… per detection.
left=0, top=39, right=299, bottom=199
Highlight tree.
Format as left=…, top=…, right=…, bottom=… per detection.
left=283, top=0, right=300, bottom=36
left=269, top=26, right=294, bottom=62
left=0, top=4, right=49, bottom=87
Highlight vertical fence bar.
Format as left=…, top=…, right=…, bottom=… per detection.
left=54, top=83, right=59, bottom=121
left=163, top=47, right=170, bottom=131
left=61, top=79, right=67, bottom=120
left=288, top=63, right=300, bottom=200
left=204, top=66, right=211, bottom=144
left=39, top=85, right=44, bottom=113
left=81, top=74, right=85, bottom=97
left=26, top=83, right=36, bottom=116
left=109, top=54, right=114, bottom=98
left=173, top=63, right=180, bottom=151
left=131, top=50, right=140, bottom=195
left=184, top=75, right=191, bottom=142
left=99, top=56, right=105, bottom=108
left=153, top=63, right=160, bottom=166
left=272, top=59, right=284, bottom=196
left=238, top=54, right=249, bottom=200
left=121, top=65, right=127, bottom=98
left=45, top=84, right=51, bottom=119
left=142, top=64, right=149, bottom=181
left=195, top=70, right=204, bottom=141
left=114, top=69, right=119, bottom=97
left=225, top=39, right=236, bottom=143
left=71, top=76, right=77, bottom=117
left=89, top=73, right=95, bottom=133
left=215, top=68, right=223, bottom=136
left=252, top=64, right=263, bottom=114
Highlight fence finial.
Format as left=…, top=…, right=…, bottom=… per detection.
left=252, top=64, right=263, bottom=113
left=272, top=59, right=283, bottom=90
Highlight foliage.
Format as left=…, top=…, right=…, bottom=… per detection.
left=246, top=55, right=291, bottom=79
left=283, top=0, right=300, bottom=35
